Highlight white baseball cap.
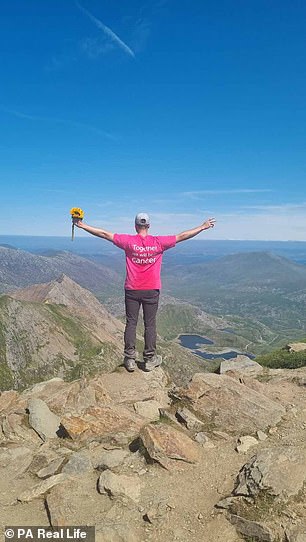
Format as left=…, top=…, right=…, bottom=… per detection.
left=135, top=212, right=150, bottom=226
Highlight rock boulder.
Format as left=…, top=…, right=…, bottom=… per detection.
left=176, top=373, right=285, bottom=434
left=234, top=447, right=306, bottom=499
left=140, top=423, right=200, bottom=470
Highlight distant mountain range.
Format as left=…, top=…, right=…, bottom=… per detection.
left=165, top=251, right=306, bottom=290
left=0, top=246, right=121, bottom=299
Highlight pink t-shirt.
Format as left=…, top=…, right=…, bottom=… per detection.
left=113, top=233, right=176, bottom=290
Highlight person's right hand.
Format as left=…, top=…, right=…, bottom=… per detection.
left=203, top=218, right=216, bottom=229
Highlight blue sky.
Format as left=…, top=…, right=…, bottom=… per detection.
left=1, top=0, right=306, bottom=240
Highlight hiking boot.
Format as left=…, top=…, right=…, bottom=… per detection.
left=124, top=357, right=136, bottom=372
left=143, top=355, right=162, bottom=372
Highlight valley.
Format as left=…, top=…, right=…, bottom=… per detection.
left=1, top=240, right=306, bottom=390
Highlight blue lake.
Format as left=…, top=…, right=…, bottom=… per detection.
left=193, top=349, right=255, bottom=360
left=178, top=334, right=255, bottom=361
left=178, top=334, right=214, bottom=349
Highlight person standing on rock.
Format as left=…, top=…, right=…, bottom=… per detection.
left=75, top=213, right=215, bottom=372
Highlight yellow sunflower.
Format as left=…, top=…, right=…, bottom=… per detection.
left=70, top=207, right=84, bottom=219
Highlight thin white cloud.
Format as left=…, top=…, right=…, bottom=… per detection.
left=150, top=212, right=202, bottom=220
left=44, top=189, right=70, bottom=194
left=76, top=2, right=135, bottom=58
left=210, top=209, right=306, bottom=241
left=96, top=201, right=116, bottom=208
left=0, top=107, right=116, bottom=141
left=182, top=189, right=273, bottom=197
left=242, top=202, right=306, bottom=211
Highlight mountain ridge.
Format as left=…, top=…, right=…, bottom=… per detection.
left=0, top=276, right=126, bottom=389
left=9, top=274, right=125, bottom=343
left=165, top=251, right=306, bottom=289
left=0, top=246, right=121, bottom=297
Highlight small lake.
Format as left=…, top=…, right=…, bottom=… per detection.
left=178, top=334, right=255, bottom=361
left=179, top=334, right=214, bottom=349
left=193, top=349, right=255, bottom=360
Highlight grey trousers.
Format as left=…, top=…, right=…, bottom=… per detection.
left=124, top=289, right=160, bottom=361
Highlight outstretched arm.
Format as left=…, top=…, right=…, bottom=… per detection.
left=176, top=218, right=216, bottom=243
left=74, top=220, right=114, bottom=242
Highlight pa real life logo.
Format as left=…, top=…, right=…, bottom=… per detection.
left=5, top=528, right=92, bottom=539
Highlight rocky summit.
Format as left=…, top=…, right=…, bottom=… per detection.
left=1, top=362, right=306, bottom=541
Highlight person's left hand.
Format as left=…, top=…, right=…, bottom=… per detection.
left=73, top=219, right=83, bottom=228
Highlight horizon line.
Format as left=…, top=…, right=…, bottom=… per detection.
left=0, top=234, right=306, bottom=243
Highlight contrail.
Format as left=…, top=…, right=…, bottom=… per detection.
left=76, top=2, right=135, bottom=58
left=0, top=107, right=116, bottom=140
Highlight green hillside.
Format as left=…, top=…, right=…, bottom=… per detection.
left=0, top=295, right=120, bottom=391
left=256, top=341, right=306, bottom=369
left=157, top=304, right=211, bottom=340
left=163, top=252, right=306, bottom=350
